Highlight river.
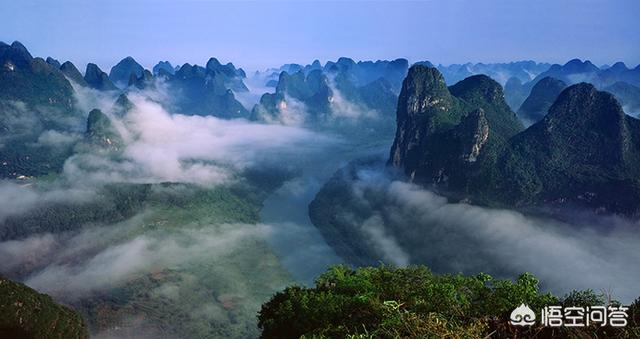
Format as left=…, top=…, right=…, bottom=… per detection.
left=260, top=135, right=393, bottom=284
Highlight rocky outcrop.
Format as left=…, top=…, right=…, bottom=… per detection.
left=455, top=108, right=489, bottom=162
left=389, top=66, right=459, bottom=169
left=389, top=65, right=522, bottom=186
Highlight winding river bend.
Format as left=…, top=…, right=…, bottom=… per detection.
left=260, top=136, right=392, bottom=284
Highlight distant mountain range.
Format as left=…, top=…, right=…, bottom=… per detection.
left=260, top=57, right=407, bottom=92
left=251, top=57, right=406, bottom=135
left=435, top=60, right=551, bottom=86
left=0, top=41, right=255, bottom=179
left=531, top=59, right=640, bottom=88
left=159, top=60, right=249, bottom=118
left=2, top=39, right=640, bottom=183
left=260, top=58, right=640, bottom=120
left=506, top=59, right=640, bottom=116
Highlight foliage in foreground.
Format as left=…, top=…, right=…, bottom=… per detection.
left=258, top=265, right=640, bottom=338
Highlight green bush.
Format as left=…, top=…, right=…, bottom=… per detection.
left=259, top=265, right=639, bottom=338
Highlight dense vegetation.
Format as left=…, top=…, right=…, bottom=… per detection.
left=259, top=265, right=640, bottom=338
left=0, top=181, right=267, bottom=242
left=3, top=39, right=640, bottom=338
left=69, top=176, right=292, bottom=338
left=389, top=65, right=640, bottom=215
left=0, top=41, right=84, bottom=179
left=0, top=276, right=89, bottom=339
left=1, top=169, right=293, bottom=338
left=0, top=42, right=76, bottom=112
left=500, top=83, right=640, bottom=214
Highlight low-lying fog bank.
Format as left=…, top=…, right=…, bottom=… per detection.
left=309, top=160, right=640, bottom=303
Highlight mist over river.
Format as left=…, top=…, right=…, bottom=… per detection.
left=260, top=135, right=393, bottom=284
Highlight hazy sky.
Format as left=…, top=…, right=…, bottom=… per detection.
left=2, top=0, right=639, bottom=72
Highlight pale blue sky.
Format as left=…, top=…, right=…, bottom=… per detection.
left=2, top=0, right=639, bottom=72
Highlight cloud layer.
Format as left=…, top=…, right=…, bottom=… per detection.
left=61, top=86, right=335, bottom=185
left=14, top=219, right=269, bottom=298
left=326, top=164, right=640, bottom=302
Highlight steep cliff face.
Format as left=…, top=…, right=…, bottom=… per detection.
left=389, top=66, right=640, bottom=214
left=517, top=77, right=567, bottom=124
left=388, top=65, right=522, bottom=192
left=455, top=108, right=489, bottom=163
left=389, top=66, right=460, bottom=170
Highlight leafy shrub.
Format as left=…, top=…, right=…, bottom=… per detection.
left=259, top=265, right=639, bottom=338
